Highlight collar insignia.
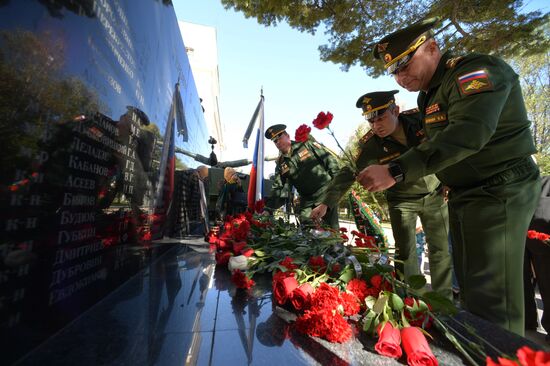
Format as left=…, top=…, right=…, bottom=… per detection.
left=360, top=130, right=375, bottom=144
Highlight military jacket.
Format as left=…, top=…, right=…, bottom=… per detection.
left=267, top=139, right=341, bottom=210
left=396, top=52, right=537, bottom=187
left=322, top=112, right=441, bottom=209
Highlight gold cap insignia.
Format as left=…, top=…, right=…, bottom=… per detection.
left=384, top=53, right=392, bottom=63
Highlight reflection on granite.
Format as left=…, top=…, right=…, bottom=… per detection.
left=15, top=241, right=544, bottom=365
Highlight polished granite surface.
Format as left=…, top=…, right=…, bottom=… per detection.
left=15, top=239, right=543, bottom=366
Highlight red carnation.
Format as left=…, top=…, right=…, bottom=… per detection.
left=370, top=274, right=383, bottom=289
left=295, top=307, right=352, bottom=343
left=310, top=282, right=340, bottom=310
left=254, top=199, right=265, bottom=213
left=233, top=241, right=247, bottom=254
left=485, top=356, right=520, bottom=366
left=312, top=111, right=333, bottom=130
left=340, top=291, right=361, bottom=316
left=294, top=124, right=311, bottom=142
left=280, top=256, right=298, bottom=271
left=231, top=269, right=255, bottom=289
left=308, top=256, right=327, bottom=273
left=346, top=278, right=369, bottom=302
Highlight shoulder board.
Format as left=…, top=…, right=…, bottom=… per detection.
left=312, top=141, right=323, bottom=149
left=401, top=107, right=419, bottom=115
left=446, top=56, right=465, bottom=69
left=360, top=130, right=375, bottom=144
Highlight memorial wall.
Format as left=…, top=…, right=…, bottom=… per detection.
left=0, top=1, right=209, bottom=363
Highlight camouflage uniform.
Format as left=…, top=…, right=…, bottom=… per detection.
left=268, top=139, right=341, bottom=228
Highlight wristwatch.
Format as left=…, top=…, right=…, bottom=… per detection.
left=388, top=162, right=404, bottom=183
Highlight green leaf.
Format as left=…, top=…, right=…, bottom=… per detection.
left=373, top=294, right=388, bottom=314
left=389, top=292, right=404, bottom=311
left=338, top=266, right=354, bottom=283
left=362, top=309, right=378, bottom=334
left=407, top=274, right=427, bottom=290
left=254, top=250, right=265, bottom=257
left=365, top=295, right=377, bottom=309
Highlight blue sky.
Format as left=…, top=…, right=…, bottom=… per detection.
left=173, top=0, right=547, bottom=174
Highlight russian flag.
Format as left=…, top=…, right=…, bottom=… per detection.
left=246, top=95, right=264, bottom=210
left=458, top=69, right=488, bottom=83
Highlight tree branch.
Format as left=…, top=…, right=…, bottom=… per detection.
left=450, top=0, right=472, bottom=38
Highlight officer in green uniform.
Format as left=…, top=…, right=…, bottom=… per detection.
left=265, top=124, right=341, bottom=229
left=311, top=91, right=453, bottom=299
left=359, top=18, right=541, bottom=335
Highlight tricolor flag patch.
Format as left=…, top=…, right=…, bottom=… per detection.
left=457, top=69, right=493, bottom=95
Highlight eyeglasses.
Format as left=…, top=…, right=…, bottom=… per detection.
left=366, top=108, right=391, bottom=123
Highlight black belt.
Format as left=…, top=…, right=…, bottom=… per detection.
left=453, top=157, right=538, bottom=190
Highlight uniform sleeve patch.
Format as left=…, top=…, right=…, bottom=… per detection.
left=457, top=69, right=494, bottom=95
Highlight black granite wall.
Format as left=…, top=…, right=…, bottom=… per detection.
left=0, top=1, right=209, bottom=363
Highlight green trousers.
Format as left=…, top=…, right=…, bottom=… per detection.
left=388, top=189, right=453, bottom=299
left=448, top=158, right=540, bottom=336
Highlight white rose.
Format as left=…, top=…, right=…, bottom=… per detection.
left=228, top=255, right=249, bottom=271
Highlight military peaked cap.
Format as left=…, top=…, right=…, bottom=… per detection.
left=373, top=17, right=439, bottom=74
left=265, top=124, right=287, bottom=140
left=356, top=90, right=399, bottom=120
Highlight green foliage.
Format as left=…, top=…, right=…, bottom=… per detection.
left=221, top=0, right=549, bottom=77
left=507, top=26, right=550, bottom=174
left=535, top=153, right=550, bottom=176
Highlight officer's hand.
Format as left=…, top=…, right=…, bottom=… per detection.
left=356, top=165, right=396, bottom=192
left=310, top=204, right=328, bottom=222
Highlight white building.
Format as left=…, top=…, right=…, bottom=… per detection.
left=178, top=21, right=225, bottom=159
